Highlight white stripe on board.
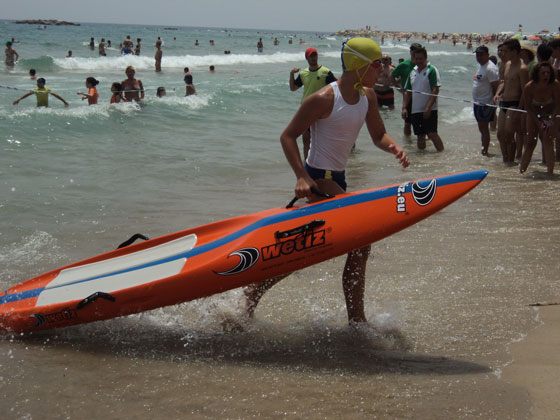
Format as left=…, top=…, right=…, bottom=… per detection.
left=44, top=234, right=197, bottom=290
left=36, top=258, right=186, bottom=307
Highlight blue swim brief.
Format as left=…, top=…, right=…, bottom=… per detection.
left=305, top=163, right=347, bottom=192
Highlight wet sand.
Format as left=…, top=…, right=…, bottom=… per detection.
left=503, top=305, right=560, bottom=419
left=1, top=124, right=559, bottom=419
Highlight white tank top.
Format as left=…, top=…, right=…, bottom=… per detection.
left=306, top=81, right=369, bottom=171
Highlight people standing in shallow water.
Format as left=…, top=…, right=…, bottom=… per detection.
left=289, top=47, right=336, bottom=159
left=5, top=41, right=19, bottom=68
left=184, top=74, right=196, bottom=96
left=122, top=36, right=133, bottom=55
left=375, top=55, right=395, bottom=109
left=121, top=66, right=144, bottom=102
left=519, top=62, right=560, bottom=175
left=13, top=77, right=69, bottom=107
left=99, top=38, right=106, bottom=56
left=243, top=38, right=409, bottom=325
left=154, top=41, right=162, bottom=72
left=110, top=82, right=127, bottom=103
left=472, top=46, right=499, bottom=156
left=391, top=43, right=422, bottom=137
left=77, top=77, right=99, bottom=105
left=402, top=47, right=444, bottom=151
left=493, top=38, right=529, bottom=163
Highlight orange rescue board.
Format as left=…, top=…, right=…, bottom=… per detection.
left=0, top=170, right=488, bottom=332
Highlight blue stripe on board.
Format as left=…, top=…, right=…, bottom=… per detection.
left=0, top=171, right=487, bottom=305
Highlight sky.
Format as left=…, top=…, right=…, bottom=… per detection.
left=4, top=0, right=559, bottom=35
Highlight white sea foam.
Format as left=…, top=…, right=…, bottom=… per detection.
left=445, top=65, right=470, bottom=74
left=441, top=106, right=474, bottom=124
left=7, top=101, right=142, bottom=120
left=144, top=93, right=213, bottom=110
left=53, top=52, right=309, bottom=72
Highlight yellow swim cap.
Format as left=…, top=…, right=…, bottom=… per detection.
left=341, top=37, right=382, bottom=71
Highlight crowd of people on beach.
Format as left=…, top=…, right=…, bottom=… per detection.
left=292, top=36, right=560, bottom=175
left=6, top=32, right=560, bottom=172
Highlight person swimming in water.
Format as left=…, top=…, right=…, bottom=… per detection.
left=156, top=87, right=166, bottom=97
left=121, top=66, right=144, bottom=102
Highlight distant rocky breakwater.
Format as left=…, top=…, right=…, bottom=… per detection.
left=14, top=19, right=80, bottom=26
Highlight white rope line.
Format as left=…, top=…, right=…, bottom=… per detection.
left=375, top=82, right=529, bottom=114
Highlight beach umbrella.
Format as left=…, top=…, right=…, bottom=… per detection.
left=484, top=35, right=492, bottom=40
left=511, top=33, right=523, bottom=39
left=539, top=29, right=550, bottom=33
left=528, top=35, right=541, bottom=41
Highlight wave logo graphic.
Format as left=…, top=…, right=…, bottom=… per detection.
left=411, top=179, right=437, bottom=206
left=215, top=247, right=260, bottom=276
left=31, top=313, right=46, bottom=327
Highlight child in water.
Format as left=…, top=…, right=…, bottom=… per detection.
left=156, top=87, right=166, bottom=97
left=77, top=77, right=99, bottom=105
left=184, top=74, right=196, bottom=96
left=13, top=77, right=69, bottom=107
left=110, top=82, right=127, bottom=103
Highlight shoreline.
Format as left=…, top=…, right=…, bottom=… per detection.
left=503, top=305, right=560, bottom=419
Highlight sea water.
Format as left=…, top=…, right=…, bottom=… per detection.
left=1, top=20, right=558, bottom=419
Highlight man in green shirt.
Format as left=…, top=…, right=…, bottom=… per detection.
left=391, top=43, right=422, bottom=136
left=289, top=48, right=337, bottom=159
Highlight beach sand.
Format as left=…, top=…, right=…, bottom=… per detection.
left=503, top=305, right=560, bottom=419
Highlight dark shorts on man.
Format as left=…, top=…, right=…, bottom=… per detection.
left=411, top=110, right=438, bottom=135
left=374, top=88, right=394, bottom=107
left=305, top=163, right=347, bottom=192
left=473, top=104, right=495, bottom=122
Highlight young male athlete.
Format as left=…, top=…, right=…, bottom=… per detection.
left=289, top=48, right=337, bottom=159
left=244, top=38, right=410, bottom=324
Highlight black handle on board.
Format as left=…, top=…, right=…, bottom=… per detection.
left=286, top=187, right=335, bottom=209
